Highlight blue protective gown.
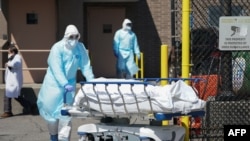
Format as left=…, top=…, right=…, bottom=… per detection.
left=37, top=40, right=94, bottom=122
left=113, top=24, right=141, bottom=77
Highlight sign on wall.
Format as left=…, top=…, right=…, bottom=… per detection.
left=219, top=16, right=250, bottom=51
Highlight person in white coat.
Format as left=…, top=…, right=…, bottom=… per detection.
left=113, top=18, right=141, bottom=79
left=37, top=24, right=95, bottom=141
left=1, top=45, right=26, bottom=118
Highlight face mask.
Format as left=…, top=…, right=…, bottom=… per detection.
left=8, top=54, right=15, bottom=61
left=66, top=39, right=78, bottom=49
left=124, top=25, right=131, bottom=31
left=126, top=26, right=131, bottom=31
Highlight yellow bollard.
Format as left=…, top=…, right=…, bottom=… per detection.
left=181, top=116, right=190, bottom=141
left=160, top=44, right=169, bottom=125
left=161, top=45, right=168, bottom=85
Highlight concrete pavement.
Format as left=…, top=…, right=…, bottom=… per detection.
left=0, top=84, right=100, bottom=141
left=0, top=110, right=153, bottom=141
left=0, top=84, right=151, bottom=141
left=0, top=114, right=100, bottom=141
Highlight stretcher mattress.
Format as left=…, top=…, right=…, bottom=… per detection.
left=73, top=78, right=206, bottom=117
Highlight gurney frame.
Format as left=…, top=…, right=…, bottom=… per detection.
left=61, top=78, right=205, bottom=141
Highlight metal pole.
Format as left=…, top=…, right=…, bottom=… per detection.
left=161, top=44, right=168, bottom=85
left=136, top=52, right=144, bottom=79
left=181, top=0, right=191, bottom=140
left=161, top=44, right=169, bottom=126
left=220, top=0, right=233, bottom=93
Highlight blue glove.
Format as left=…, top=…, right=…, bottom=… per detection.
left=64, top=84, right=74, bottom=92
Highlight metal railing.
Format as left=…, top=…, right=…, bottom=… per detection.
left=0, top=49, right=144, bottom=84
left=135, top=52, right=144, bottom=79
left=1, top=50, right=145, bottom=79
left=0, top=49, right=50, bottom=71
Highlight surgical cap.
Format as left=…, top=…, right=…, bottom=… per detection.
left=64, top=25, right=80, bottom=39
left=122, top=19, right=132, bottom=29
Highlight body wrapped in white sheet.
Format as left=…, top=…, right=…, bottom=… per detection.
left=73, top=78, right=206, bottom=116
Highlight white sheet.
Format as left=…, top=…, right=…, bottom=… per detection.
left=73, top=77, right=206, bottom=116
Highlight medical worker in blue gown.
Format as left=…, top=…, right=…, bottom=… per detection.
left=113, top=18, right=141, bottom=79
left=37, top=25, right=94, bottom=141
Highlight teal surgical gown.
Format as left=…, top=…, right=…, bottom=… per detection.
left=37, top=40, right=94, bottom=122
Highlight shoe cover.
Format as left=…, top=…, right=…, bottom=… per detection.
left=50, top=134, right=58, bottom=141
left=58, top=126, right=71, bottom=141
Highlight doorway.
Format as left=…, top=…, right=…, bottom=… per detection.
left=87, top=7, right=125, bottom=78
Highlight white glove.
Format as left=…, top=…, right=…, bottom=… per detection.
left=136, top=54, right=140, bottom=60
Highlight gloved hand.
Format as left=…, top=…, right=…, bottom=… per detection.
left=136, top=54, right=140, bottom=60
left=64, top=84, right=74, bottom=92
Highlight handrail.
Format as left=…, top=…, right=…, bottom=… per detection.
left=135, top=52, right=144, bottom=79
left=0, top=68, right=47, bottom=71
left=0, top=49, right=50, bottom=71
left=0, top=49, right=50, bottom=52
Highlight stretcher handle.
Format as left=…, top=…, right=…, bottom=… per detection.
left=62, top=90, right=70, bottom=116
left=63, top=90, right=69, bottom=104
left=136, top=77, right=206, bottom=83
left=79, top=81, right=152, bottom=86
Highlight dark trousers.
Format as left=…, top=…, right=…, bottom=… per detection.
left=3, top=95, right=12, bottom=113
left=3, top=94, right=31, bottom=113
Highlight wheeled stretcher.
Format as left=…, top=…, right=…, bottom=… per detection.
left=61, top=77, right=206, bottom=141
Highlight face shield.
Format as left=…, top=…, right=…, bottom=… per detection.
left=126, top=23, right=132, bottom=30
left=68, top=34, right=80, bottom=40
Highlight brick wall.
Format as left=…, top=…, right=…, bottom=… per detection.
left=133, top=0, right=172, bottom=77
left=91, top=1, right=172, bottom=78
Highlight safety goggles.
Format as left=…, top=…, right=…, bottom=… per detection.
left=126, top=23, right=132, bottom=27
left=68, top=34, right=79, bottom=40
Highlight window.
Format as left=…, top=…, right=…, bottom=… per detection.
left=103, top=24, right=112, bottom=33
left=26, top=13, right=38, bottom=24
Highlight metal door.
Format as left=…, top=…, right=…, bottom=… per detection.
left=87, top=7, right=125, bottom=78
